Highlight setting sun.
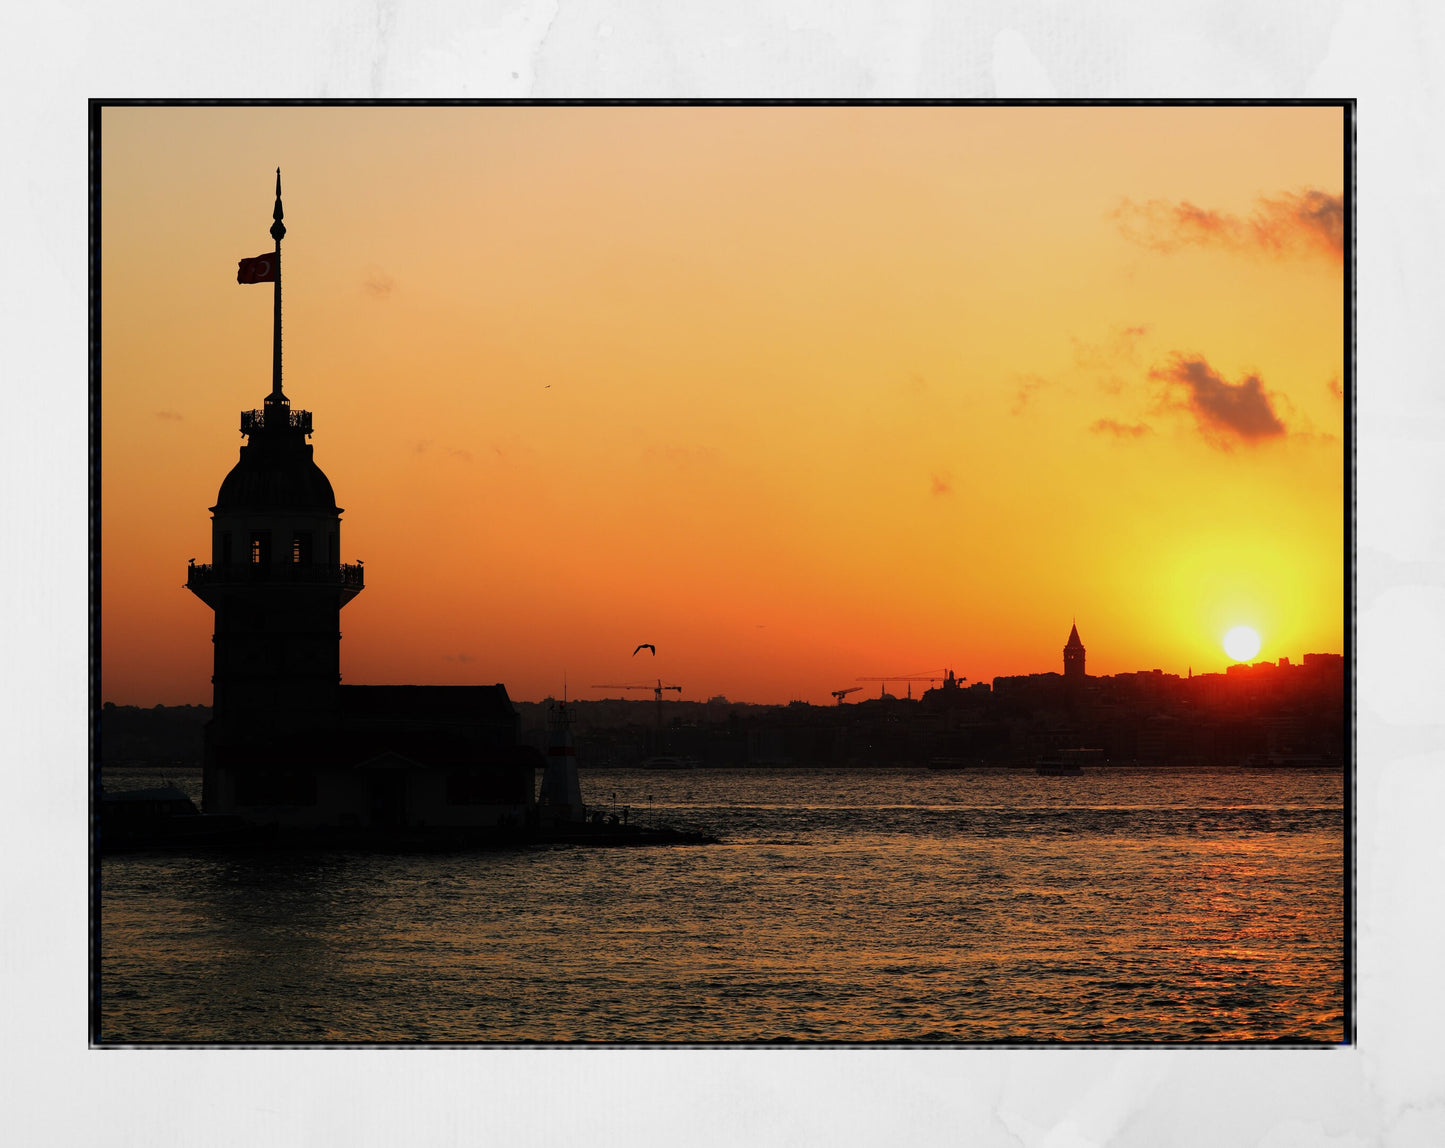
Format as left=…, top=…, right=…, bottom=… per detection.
left=1223, top=626, right=1262, bottom=662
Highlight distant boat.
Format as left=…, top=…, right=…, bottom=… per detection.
left=1035, top=748, right=1103, bottom=776
left=640, top=755, right=697, bottom=770
left=1243, top=752, right=1333, bottom=769
left=928, top=757, right=976, bottom=771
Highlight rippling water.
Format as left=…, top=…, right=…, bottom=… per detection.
left=98, top=765, right=1345, bottom=1044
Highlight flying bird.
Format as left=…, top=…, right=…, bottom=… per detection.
left=633, top=644, right=656, bottom=656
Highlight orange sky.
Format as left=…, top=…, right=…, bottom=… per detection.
left=100, top=104, right=1346, bottom=706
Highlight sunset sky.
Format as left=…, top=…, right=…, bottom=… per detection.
left=100, top=104, right=1346, bottom=706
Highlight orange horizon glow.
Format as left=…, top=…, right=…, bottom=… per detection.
left=100, top=105, right=1346, bottom=706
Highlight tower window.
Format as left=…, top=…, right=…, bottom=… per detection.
left=292, top=532, right=313, bottom=564
left=250, top=532, right=271, bottom=564
left=222, top=533, right=232, bottom=564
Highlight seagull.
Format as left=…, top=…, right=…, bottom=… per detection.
left=633, top=644, right=655, bottom=656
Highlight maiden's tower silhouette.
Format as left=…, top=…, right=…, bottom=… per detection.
left=185, top=174, right=543, bottom=835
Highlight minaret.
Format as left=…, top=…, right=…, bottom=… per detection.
left=1063, top=621, right=1086, bottom=680
left=186, top=173, right=364, bottom=812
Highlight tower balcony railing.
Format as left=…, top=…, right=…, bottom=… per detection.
left=241, top=408, right=313, bottom=436
left=187, top=561, right=364, bottom=590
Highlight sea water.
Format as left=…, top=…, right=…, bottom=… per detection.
left=97, top=765, right=1345, bottom=1043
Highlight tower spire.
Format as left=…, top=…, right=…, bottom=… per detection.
left=269, top=168, right=286, bottom=403
left=1063, top=620, right=1086, bottom=679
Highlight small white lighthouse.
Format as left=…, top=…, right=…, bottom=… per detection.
left=538, top=700, right=585, bottom=824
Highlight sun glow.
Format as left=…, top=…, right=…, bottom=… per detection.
left=1223, top=626, right=1262, bottom=662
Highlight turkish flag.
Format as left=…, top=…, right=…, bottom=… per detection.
left=237, top=252, right=278, bottom=283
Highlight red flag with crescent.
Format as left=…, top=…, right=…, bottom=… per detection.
left=237, top=252, right=278, bottom=284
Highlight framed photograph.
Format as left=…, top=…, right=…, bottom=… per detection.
left=94, top=101, right=1348, bottom=1046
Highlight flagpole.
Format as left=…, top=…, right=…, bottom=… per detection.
left=270, top=168, right=286, bottom=403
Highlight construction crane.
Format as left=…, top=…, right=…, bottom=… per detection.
left=592, top=679, right=683, bottom=704
left=591, top=679, right=683, bottom=750
left=856, top=669, right=949, bottom=699
left=831, top=687, right=862, bottom=704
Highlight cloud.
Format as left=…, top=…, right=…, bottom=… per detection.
left=1266, top=189, right=1344, bottom=260
left=1090, top=419, right=1153, bottom=438
left=1116, top=188, right=1343, bottom=264
left=1010, top=374, right=1050, bottom=415
left=155, top=410, right=183, bottom=421
left=1072, top=324, right=1151, bottom=372
left=443, top=653, right=475, bottom=663
left=1149, top=354, right=1287, bottom=447
left=490, top=434, right=536, bottom=463
left=415, top=439, right=472, bottom=463
left=363, top=269, right=396, bottom=299
left=1328, top=376, right=1343, bottom=400
left=930, top=472, right=953, bottom=495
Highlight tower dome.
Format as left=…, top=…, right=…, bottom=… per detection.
left=201, top=397, right=350, bottom=571
left=214, top=407, right=338, bottom=514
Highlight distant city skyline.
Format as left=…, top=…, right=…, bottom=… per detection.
left=100, top=104, right=1346, bottom=705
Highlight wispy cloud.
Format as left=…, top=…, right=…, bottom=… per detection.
left=1072, top=324, right=1150, bottom=372
left=1149, top=354, right=1287, bottom=448
left=155, top=410, right=183, bottom=421
left=490, top=434, right=537, bottom=463
left=1328, top=376, right=1343, bottom=400
left=1116, top=188, right=1343, bottom=264
left=363, top=268, right=396, bottom=299
left=1090, top=419, right=1153, bottom=439
left=1010, top=374, right=1051, bottom=415
left=930, top=472, right=953, bottom=495
left=900, top=371, right=930, bottom=397
left=415, top=439, right=473, bottom=463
